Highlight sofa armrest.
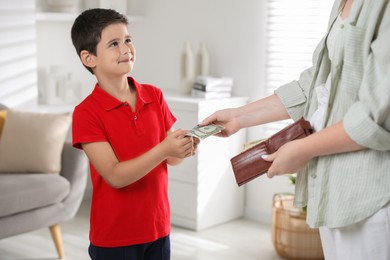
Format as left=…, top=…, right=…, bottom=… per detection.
left=60, top=142, right=88, bottom=219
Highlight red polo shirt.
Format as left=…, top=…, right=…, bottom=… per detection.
left=72, top=77, right=176, bottom=247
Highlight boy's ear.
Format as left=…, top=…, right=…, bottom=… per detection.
left=80, top=50, right=96, bottom=70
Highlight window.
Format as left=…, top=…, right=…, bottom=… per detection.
left=264, top=0, right=333, bottom=135
left=0, top=0, right=37, bottom=107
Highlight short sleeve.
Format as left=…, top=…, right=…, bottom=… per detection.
left=156, top=89, right=176, bottom=132
left=72, top=104, right=107, bottom=149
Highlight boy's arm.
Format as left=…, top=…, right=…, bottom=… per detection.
left=82, top=129, right=194, bottom=189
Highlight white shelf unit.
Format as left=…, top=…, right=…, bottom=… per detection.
left=165, top=94, right=247, bottom=231
left=35, top=12, right=144, bottom=23
left=35, top=0, right=145, bottom=22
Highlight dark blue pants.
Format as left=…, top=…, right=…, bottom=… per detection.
left=88, top=235, right=170, bottom=260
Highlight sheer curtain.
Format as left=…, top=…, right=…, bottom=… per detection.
left=264, top=0, right=333, bottom=135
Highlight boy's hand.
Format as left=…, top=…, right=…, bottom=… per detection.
left=164, top=129, right=194, bottom=158
left=190, top=136, right=200, bottom=155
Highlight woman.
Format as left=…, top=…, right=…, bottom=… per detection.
left=201, top=0, right=390, bottom=259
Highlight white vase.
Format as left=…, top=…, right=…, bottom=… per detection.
left=45, top=66, right=68, bottom=105
left=197, top=42, right=210, bottom=77
left=180, top=42, right=196, bottom=95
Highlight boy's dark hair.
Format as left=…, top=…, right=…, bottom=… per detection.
left=71, top=8, right=128, bottom=74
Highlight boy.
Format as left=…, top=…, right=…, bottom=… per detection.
left=71, top=8, right=198, bottom=260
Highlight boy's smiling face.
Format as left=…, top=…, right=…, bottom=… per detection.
left=92, top=23, right=136, bottom=77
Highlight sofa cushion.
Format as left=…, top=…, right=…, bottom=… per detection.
left=0, top=174, right=70, bottom=218
left=0, top=109, right=71, bottom=173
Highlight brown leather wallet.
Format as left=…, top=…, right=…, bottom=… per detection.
left=231, top=117, right=314, bottom=186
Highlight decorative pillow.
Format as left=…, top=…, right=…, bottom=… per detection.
left=0, top=110, right=6, bottom=137
left=0, top=109, right=71, bottom=173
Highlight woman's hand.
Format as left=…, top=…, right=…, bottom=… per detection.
left=199, top=108, right=241, bottom=137
left=262, top=139, right=313, bottom=178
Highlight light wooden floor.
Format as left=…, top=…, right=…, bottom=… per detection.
left=0, top=199, right=283, bottom=260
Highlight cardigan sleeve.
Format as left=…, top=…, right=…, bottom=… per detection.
left=343, top=4, right=390, bottom=151
left=274, top=36, right=327, bottom=121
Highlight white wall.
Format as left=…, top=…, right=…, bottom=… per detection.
left=130, top=1, right=267, bottom=98
left=36, top=0, right=295, bottom=224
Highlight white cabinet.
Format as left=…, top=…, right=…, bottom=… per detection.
left=165, top=94, right=247, bottom=230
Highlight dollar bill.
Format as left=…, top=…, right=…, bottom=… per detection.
left=186, top=124, right=225, bottom=140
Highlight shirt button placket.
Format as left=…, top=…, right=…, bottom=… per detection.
left=133, top=115, right=138, bottom=129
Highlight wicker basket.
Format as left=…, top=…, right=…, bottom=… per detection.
left=272, top=193, right=324, bottom=260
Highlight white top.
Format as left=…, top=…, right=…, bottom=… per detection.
left=310, top=14, right=347, bottom=131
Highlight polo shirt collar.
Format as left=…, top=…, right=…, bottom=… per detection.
left=91, top=77, right=153, bottom=111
